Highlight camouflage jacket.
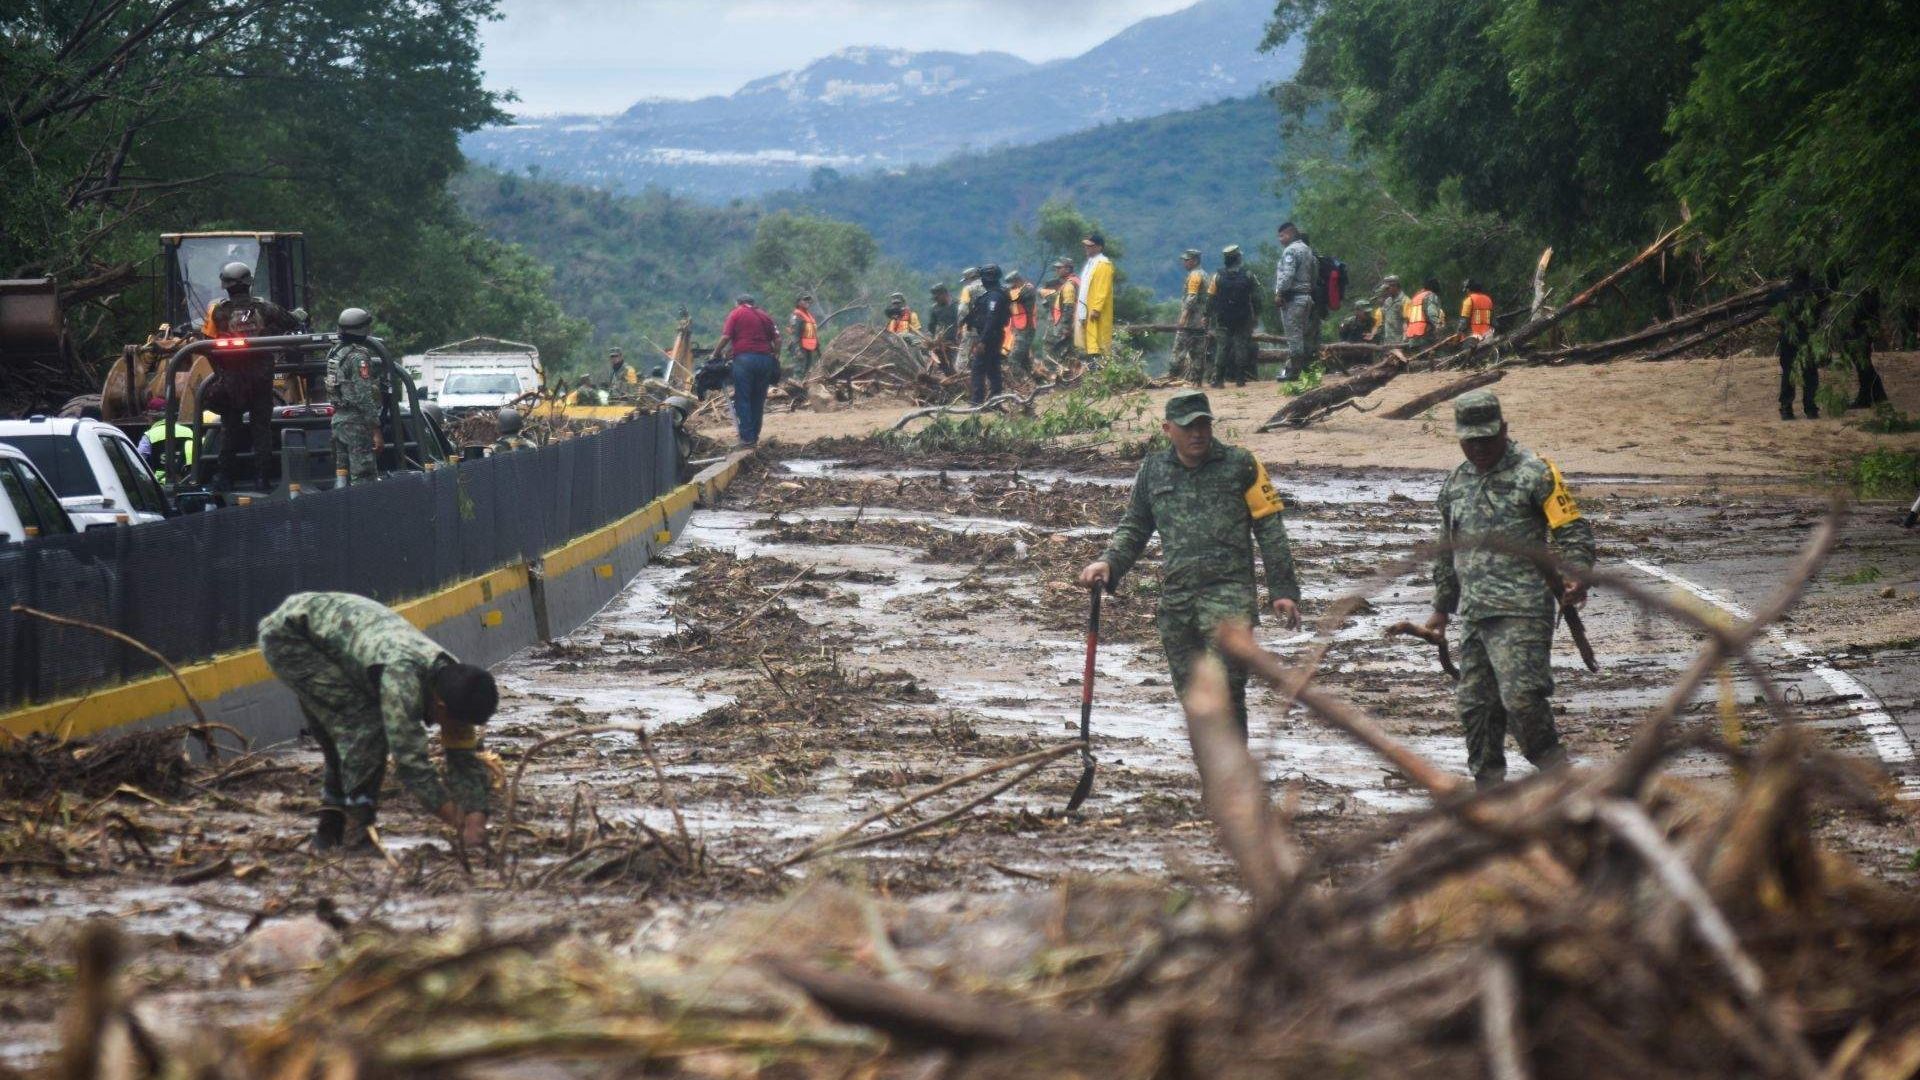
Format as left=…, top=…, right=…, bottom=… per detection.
left=1432, top=443, right=1596, bottom=622
left=269, top=592, right=490, bottom=812
left=1101, top=440, right=1300, bottom=615
left=1376, top=294, right=1406, bottom=343
left=927, top=299, right=959, bottom=340
left=1276, top=240, right=1317, bottom=299
left=325, top=341, right=383, bottom=423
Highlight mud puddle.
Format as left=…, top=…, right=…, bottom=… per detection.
left=4, top=449, right=1916, bottom=1070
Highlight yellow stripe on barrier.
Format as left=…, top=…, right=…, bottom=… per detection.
left=0, top=454, right=746, bottom=742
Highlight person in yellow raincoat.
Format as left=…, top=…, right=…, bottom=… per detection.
left=1075, top=233, right=1115, bottom=361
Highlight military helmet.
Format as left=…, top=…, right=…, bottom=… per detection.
left=978, top=264, right=1002, bottom=285
left=219, top=262, right=254, bottom=289
left=337, top=307, right=373, bottom=336
left=497, top=406, right=523, bottom=435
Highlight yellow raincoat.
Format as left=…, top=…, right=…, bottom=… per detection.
left=1075, top=254, right=1115, bottom=356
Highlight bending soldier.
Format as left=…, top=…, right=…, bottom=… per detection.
left=259, top=591, right=498, bottom=852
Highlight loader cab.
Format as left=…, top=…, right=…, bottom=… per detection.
left=160, top=232, right=309, bottom=334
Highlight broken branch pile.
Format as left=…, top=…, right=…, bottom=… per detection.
left=1261, top=226, right=1798, bottom=429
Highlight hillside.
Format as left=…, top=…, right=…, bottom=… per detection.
left=772, top=95, right=1289, bottom=294
left=451, top=169, right=759, bottom=364
left=461, top=0, right=1299, bottom=201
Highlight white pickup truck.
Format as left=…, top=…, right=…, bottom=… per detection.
left=0, top=417, right=172, bottom=529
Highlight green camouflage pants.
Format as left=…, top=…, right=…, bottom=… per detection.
left=1173, top=328, right=1208, bottom=383
left=1214, top=327, right=1258, bottom=385
left=1008, top=329, right=1036, bottom=377
left=1160, top=589, right=1258, bottom=737
left=1046, top=323, right=1077, bottom=366
left=1456, top=616, right=1563, bottom=788
left=259, top=620, right=389, bottom=815
left=330, top=410, right=377, bottom=484
left=1279, top=295, right=1314, bottom=377
left=790, top=346, right=818, bottom=381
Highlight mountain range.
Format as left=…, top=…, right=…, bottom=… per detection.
left=462, top=0, right=1299, bottom=201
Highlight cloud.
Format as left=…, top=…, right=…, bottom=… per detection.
left=482, top=0, right=1196, bottom=114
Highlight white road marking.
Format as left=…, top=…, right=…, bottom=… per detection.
left=1624, top=557, right=1920, bottom=798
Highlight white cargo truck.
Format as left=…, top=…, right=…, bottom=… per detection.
left=404, top=337, right=542, bottom=413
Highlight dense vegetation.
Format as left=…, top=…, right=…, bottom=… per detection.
left=1, top=0, right=587, bottom=403
left=1265, top=0, right=1920, bottom=325
left=773, top=95, right=1290, bottom=296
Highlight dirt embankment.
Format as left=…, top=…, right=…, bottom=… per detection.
left=699, top=351, right=1920, bottom=488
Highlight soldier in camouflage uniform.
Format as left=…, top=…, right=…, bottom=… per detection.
left=1371, top=276, right=1406, bottom=345
left=1081, top=391, right=1301, bottom=736
left=1207, top=246, right=1263, bottom=387
left=325, top=308, right=382, bottom=484
left=1425, top=390, right=1595, bottom=789
left=491, top=406, right=536, bottom=454
left=259, top=591, right=498, bottom=852
left=1172, top=249, right=1209, bottom=384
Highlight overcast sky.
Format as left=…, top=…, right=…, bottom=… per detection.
left=481, top=0, right=1199, bottom=115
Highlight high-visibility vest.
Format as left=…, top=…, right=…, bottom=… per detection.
left=793, top=308, right=818, bottom=350
left=1049, top=275, right=1079, bottom=323
left=144, top=419, right=195, bottom=479
left=1463, top=292, right=1494, bottom=338
left=1009, top=285, right=1032, bottom=331
left=887, top=310, right=918, bottom=334
left=1405, top=290, right=1434, bottom=338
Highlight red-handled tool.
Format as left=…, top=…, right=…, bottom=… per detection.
left=1065, top=585, right=1102, bottom=812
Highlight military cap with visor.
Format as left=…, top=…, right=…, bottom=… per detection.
left=1164, top=390, right=1216, bottom=427
left=1453, top=389, right=1505, bottom=439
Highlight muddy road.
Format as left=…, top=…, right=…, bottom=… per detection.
left=2, top=449, right=1917, bottom=1067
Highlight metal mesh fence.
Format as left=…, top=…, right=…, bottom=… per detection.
left=0, top=412, right=676, bottom=709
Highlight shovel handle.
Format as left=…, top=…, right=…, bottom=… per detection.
left=1081, top=587, right=1101, bottom=716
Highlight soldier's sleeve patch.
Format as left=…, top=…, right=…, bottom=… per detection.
left=1541, top=459, right=1582, bottom=529
left=1245, top=459, right=1285, bottom=520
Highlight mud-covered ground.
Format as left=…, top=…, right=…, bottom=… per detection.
left=3, top=449, right=1917, bottom=1070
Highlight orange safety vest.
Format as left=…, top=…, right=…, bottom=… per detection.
left=793, top=308, right=818, bottom=350
left=1049, top=274, right=1079, bottom=324
left=1009, top=285, right=1032, bottom=331
left=1405, top=290, right=1434, bottom=338
left=887, top=311, right=917, bottom=334
left=1464, top=292, right=1493, bottom=338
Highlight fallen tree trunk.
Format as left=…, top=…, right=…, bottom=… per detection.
left=1382, top=368, right=1506, bottom=420
left=1259, top=352, right=1410, bottom=430
left=1531, top=279, right=1785, bottom=365
left=1634, top=305, right=1772, bottom=364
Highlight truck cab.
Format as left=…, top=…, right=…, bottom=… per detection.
left=408, top=337, right=542, bottom=414
left=0, top=417, right=172, bottom=529
left=0, top=444, right=80, bottom=543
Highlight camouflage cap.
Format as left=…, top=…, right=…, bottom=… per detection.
left=1054, top=257, right=1073, bottom=269
left=961, top=267, right=980, bottom=280
left=1182, top=248, right=1202, bottom=260
left=930, top=282, right=949, bottom=294
left=1222, top=244, right=1242, bottom=257
left=1006, top=270, right=1025, bottom=283
left=889, top=292, right=906, bottom=302
left=1453, top=389, right=1505, bottom=439
left=1165, top=390, right=1215, bottom=427
left=1381, top=274, right=1401, bottom=286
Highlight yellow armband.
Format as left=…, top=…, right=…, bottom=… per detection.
left=1542, top=460, right=1581, bottom=528
left=1246, top=459, right=1285, bottom=520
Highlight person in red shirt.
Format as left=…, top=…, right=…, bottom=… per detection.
left=715, top=295, right=781, bottom=448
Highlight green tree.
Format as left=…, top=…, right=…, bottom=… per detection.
left=1660, top=0, right=1920, bottom=300
left=742, top=212, right=879, bottom=310
left=0, top=0, right=512, bottom=398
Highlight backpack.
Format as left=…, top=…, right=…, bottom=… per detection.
left=1211, top=268, right=1256, bottom=330
left=1314, top=255, right=1346, bottom=312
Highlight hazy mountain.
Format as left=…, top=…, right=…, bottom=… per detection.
left=462, top=0, right=1299, bottom=201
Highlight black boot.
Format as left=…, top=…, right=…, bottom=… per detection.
left=1780, top=407, right=1796, bottom=420
left=313, top=807, right=345, bottom=852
